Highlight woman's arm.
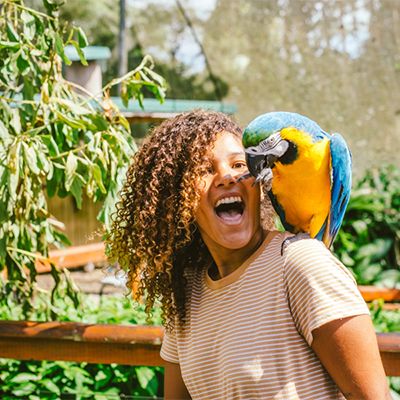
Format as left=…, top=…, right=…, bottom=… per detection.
left=164, top=361, right=191, bottom=399
left=312, top=314, right=391, bottom=400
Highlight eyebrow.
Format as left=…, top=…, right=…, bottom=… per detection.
left=206, top=151, right=245, bottom=162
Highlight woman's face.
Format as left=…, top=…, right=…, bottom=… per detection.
left=195, top=131, right=262, bottom=251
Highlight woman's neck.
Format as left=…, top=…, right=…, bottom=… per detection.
left=207, top=229, right=267, bottom=279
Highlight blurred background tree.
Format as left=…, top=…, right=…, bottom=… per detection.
left=26, top=0, right=228, bottom=100
left=32, top=0, right=400, bottom=177
left=23, top=0, right=399, bottom=285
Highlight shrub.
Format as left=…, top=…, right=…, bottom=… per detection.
left=0, top=293, right=163, bottom=399
left=334, top=165, right=400, bottom=287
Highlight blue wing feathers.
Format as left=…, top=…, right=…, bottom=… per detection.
left=326, top=133, right=352, bottom=247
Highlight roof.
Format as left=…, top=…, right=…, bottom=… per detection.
left=111, top=98, right=237, bottom=121
left=64, top=46, right=111, bottom=62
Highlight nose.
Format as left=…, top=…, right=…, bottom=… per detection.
left=214, top=164, right=237, bottom=187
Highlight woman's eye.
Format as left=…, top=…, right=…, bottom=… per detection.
left=233, top=161, right=247, bottom=169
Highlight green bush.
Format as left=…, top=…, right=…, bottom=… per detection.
left=334, top=165, right=400, bottom=287
left=0, top=293, right=163, bottom=399
left=371, top=300, right=400, bottom=333
left=371, top=300, right=400, bottom=398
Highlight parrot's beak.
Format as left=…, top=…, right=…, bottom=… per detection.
left=245, top=151, right=266, bottom=177
left=244, top=136, right=289, bottom=178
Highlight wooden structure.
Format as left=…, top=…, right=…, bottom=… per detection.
left=0, top=321, right=399, bottom=377
left=0, top=321, right=164, bottom=367
left=112, top=97, right=237, bottom=123
left=36, top=242, right=106, bottom=273
left=64, top=46, right=111, bottom=96
left=359, top=285, right=400, bottom=302
left=2, top=243, right=398, bottom=379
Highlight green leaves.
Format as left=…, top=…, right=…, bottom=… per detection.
left=6, top=22, right=20, bottom=42
left=22, top=142, right=40, bottom=175
left=105, top=55, right=167, bottom=108
left=334, top=165, right=400, bottom=287
left=65, top=152, right=78, bottom=190
left=21, top=11, right=37, bottom=41
left=77, top=27, right=88, bottom=48
left=91, top=164, right=106, bottom=194
left=55, top=34, right=71, bottom=65
left=0, top=294, right=164, bottom=398
left=136, top=366, right=159, bottom=396
left=0, top=0, right=166, bottom=321
left=357, top=239, right=393, bottom=262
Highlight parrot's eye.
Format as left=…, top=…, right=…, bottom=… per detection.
left=267, top=136, right=276, bottom=144
left=260, top=138, right=273, bottom=150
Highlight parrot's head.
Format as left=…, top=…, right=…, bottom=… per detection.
left=242, top=111, right=326, bottom=179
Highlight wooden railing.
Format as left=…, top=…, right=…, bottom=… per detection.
left=358, top=285, right=400, bottom=302
left=36, top=242, right=106, bottom=273
left=0, top=321, right=399, bottom=377
left=1, top=243, right=399, bottom=376
left=0, top=321, right=164, bottom=367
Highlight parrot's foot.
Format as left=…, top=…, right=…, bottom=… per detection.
left=255, top=167, right=273, bottom=190
left=281, top=233, right=311, bottom=255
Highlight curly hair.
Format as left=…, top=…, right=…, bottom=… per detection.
left=107, top=109, right=274, bottom=330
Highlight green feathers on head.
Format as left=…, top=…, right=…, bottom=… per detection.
left=242, top=127, right=273, bottom=148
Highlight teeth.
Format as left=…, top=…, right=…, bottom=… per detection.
left=215, top=196, right=242, bottom=208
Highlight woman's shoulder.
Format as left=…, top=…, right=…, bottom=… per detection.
left=281, top=233, right=356, bottom=284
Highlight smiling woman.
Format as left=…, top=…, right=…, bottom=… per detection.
left=106, top=110, right=260, bottom=329
left=107, top=110, right=390, bottom=400
left=194, top=132, right=266, bottom=278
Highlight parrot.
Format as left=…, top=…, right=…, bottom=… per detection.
left=241, top=111, right=352, bottom=249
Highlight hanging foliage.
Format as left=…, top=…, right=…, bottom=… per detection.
left=0, top=0, right=167, bottom=317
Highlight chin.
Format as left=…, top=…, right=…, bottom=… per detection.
left=218, top=229, right=255, bottom=249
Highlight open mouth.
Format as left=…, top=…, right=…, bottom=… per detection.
left=214, top=196, right=245, bottom=223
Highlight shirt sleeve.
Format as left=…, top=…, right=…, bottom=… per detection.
left=160, top=326, right=180, bottom=364
left=283, top=238, right=370, bottom=346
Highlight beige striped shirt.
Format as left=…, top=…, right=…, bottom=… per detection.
left=161, top=231, right=370, bottom=399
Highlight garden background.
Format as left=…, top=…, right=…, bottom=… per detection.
left=0, top=0, right=399, bottom=399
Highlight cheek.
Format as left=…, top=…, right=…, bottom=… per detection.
left=194, top=178, right=212, bottom=217
left=247, top=184, right=261, bottom=211
left=196, top=176, right=212, bottom=202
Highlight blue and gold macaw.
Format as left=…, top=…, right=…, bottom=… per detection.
left=242, top=111, right=352, bottom=248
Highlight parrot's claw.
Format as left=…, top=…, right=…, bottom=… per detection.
left=254, top=168, right=273, bottom=190
left=281, top=233, right=311, bottom=255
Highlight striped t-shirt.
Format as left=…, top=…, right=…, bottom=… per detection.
left=160, top=231, right=370, bottom=399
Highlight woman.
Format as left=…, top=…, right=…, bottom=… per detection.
left=108, top=110, right=390, bottom=399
